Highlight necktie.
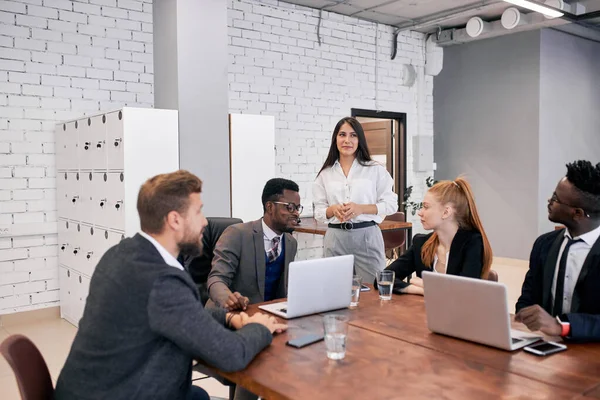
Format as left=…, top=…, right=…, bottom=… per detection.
left=267, top=236, right=281, bottom=262
left=553, top=237, right=583, bottom=316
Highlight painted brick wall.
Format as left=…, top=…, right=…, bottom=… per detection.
left=0, top=0, right=153, bottom=314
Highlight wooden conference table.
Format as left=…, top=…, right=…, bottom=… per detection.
left=294, top=217, right=414, bottom=249
left=202, top=288, right=600, bottom=400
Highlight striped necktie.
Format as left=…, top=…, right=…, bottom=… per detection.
left=267, top=236, right=281, bottom=262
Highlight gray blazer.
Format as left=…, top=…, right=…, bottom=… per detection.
left=207, top=219, right=298, bottom=308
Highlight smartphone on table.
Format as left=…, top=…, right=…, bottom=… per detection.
left=523, top=341, right=567, bottom=356
left=286, top=334, right=325, bottom=349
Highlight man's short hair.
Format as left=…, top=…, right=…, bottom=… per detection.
left=566, top=160, right=600, bottom=215
left=137, top=170, right=203, bottom=234
left=261, top=178, right=299, bottom=212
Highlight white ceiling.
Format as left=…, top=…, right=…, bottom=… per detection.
left=281, top=0, right=600, bottom=34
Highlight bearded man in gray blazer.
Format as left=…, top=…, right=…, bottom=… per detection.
left=207, top=178, right=301, bottom=311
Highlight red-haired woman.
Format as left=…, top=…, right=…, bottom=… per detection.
left=383, top=177, right=493, bottom=295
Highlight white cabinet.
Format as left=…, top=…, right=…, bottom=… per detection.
left=56, top=108, right=179, bottom=327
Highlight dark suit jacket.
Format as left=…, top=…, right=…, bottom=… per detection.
left=55, top=234, right=272, bottom=400
left=178, top=217, right=243, bottom=305
left=516, top=228, right=600, bottom=341
left=383, top=229, right=485, bottom=292
left=206, top=219, right=298, bottom=308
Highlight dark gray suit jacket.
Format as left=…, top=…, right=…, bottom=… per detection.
left=55, top=234, right=272, bottom=400
left=206, top=219, right=298, bottom=308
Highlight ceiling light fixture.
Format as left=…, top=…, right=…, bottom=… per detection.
left=503, top=0, right=564, bottom=18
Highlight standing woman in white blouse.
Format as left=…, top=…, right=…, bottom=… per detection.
left=313, top=117, right=398, bottom=282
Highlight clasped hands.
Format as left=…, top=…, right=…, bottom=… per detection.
left=331, top=202, right=363, bottom=222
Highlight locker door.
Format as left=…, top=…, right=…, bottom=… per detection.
left=96, top=228, right=114, bottom=261
left=74, top=172, right=84, bottom=222
left=91, top=114, right=106, bottom=171
left=92, top=172, right=108, bottom=227
left=78, top=223, right=94, bottom=277
left=106, top=172, right=125, bottom=230
left=87, top=226, right=102, bottom=275
left=58, top=219, right=70, bottom=268
left=56, top=123, right=67, bottom=171
left=72, top=272, right=90, bottom=325
left=78, top=118, right=93, bottom=170
left=57, top=172, right=69, bottom=219
left=106, top=110, right=124, bottom=171
left=65, top=172, right=81, bottom=222
left=59, top=266, right=74, bottom=322
left=70, top=223, right=83, bottom=274
left=63, top=121, right=78, bottom=171
left=80, top=172, right=94, bottom=226
left=72, top=119, right=82, bottom=171
left=77, top=274, right=91, bottom=323
left=106, top=230, right=123, bottom=251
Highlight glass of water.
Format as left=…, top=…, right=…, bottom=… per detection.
left=350, top=275, right=362, bottom=308
left=323, top=314, right=349, bottom=360
left=377, top=270, right=395, bottom=301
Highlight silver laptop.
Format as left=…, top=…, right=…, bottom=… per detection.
left=422, top=271, right=541, bottom=351
left=258, top=255, right=354, bottom=319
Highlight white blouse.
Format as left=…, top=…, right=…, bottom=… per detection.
left=313, top=159, right=398, bottom=224
left=432, top=252, right=449, bottom=273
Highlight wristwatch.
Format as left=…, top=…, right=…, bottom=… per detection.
left=556, top=315, right=570, bottom=337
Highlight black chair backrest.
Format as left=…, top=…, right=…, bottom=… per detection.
left=179, top=217, right=243, bottom=304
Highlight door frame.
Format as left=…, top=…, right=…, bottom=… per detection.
left=351, top=108, right=407, bottom=214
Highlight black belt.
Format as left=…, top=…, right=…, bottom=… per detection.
left=328, top=221, right=376, bottom=231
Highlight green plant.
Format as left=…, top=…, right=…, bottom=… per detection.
left=402, top=176, right=437, bottom=216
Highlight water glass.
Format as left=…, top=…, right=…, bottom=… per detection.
left=350, top=275, right=362, bottom=308
left=377, top=270, right=395, bottom=301
left=323, top=314, right=349, bottom=360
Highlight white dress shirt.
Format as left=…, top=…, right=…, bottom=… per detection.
left=139, top=231, right=184, bottom=271
left=313, top=159, right=398, bottom=224
left=262, top=219, right=282, bottom=255
left=551, top=224, right=600, bottom=314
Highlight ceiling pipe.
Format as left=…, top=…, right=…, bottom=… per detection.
left=391, top=0, right=503, bottom=58
left=393, top=0, right=503, bottom=33
left=466, top=16, right=493, bottom=37
left=501, top=7, right=532, bottom=29
left=433, top=10, right=570, bottom=46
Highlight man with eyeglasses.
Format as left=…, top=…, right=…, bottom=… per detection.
left=516, top=160, right=600, bottom=342
left=206, top=178, right=302, bottom=312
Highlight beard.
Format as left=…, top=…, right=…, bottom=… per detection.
left=179, top=240, right=202, bottom=258
left=178, top=227, right=204, bottom=258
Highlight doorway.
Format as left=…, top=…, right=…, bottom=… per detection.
left=351, top=109, right=407, bottom=213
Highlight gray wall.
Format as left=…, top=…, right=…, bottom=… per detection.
left=434, top=31, right=542, bottom=259
left=153, top=0, right=231, bottom=216
left=153, top=0, right=179, bottom=111
left=538, top=29, right=600, bottom=233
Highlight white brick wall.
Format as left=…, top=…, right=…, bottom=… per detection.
left=227, top=0, right=434, bottom=260
left=0, top=0, right=153, bottom=314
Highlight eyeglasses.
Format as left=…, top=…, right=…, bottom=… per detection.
left=549, top=192, right=591, bottom=218
left=272, top=201, right=303, bottom=214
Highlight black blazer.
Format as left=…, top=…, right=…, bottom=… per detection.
left=383, top=229, right=485, bottom=293
left=516, top=228, right=600, bottom=341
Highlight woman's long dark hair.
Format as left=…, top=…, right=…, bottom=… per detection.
left=317, top=117, right=372, bottom=176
